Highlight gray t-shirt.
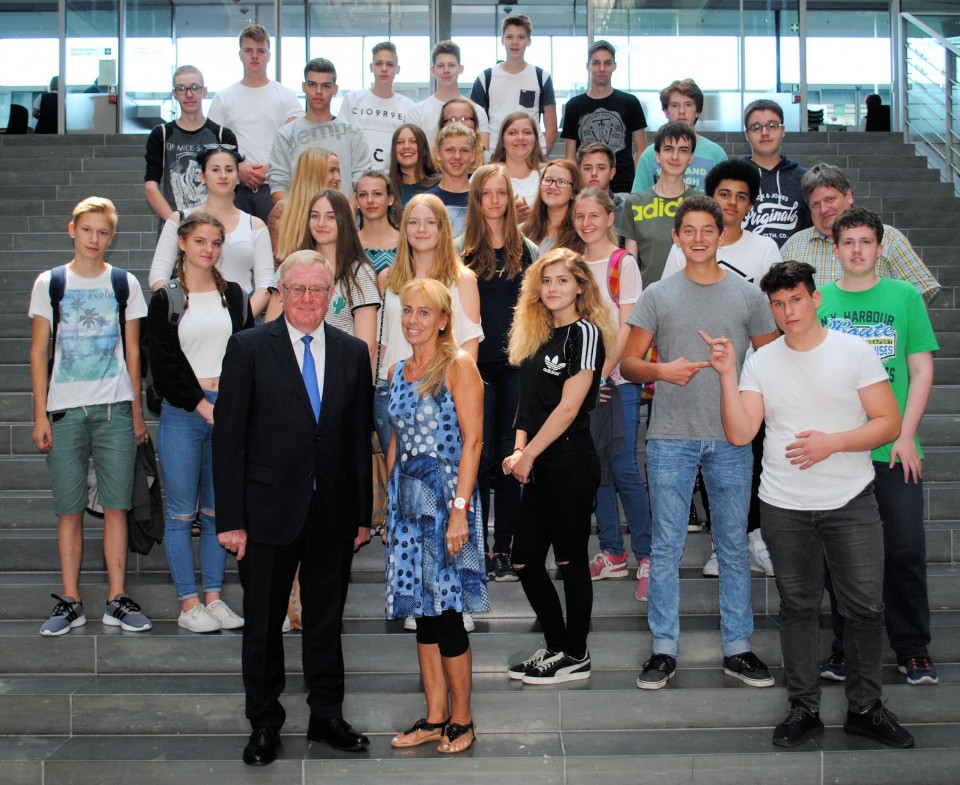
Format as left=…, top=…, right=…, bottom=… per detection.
left=627, top=269, right=775, bottom=440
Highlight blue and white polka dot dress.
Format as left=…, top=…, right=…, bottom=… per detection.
left=384, top=360, right=489, bottom=620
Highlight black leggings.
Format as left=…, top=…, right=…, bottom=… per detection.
left=512, top=430, right=599, bottom=659
left=415, top=610, right=470, bottom=658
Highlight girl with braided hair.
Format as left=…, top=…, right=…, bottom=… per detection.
left=148, top=212, right=254, bottom=633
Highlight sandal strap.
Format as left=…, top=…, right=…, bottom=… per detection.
left=443, top=721, right=475, bottom=744
left=404, top=717, right=449, bottom=735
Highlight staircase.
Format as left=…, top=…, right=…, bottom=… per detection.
left=0, top=131, right=957, bottom=785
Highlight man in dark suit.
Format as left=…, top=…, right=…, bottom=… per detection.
left=214, top=250, right=373, bottom=766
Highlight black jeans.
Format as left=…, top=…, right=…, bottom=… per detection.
left=827, top=462, right=930, bottom=664
left=478, top=361, right=522, bottom=555
left=762, top=485, right=884, bottom=713
left=512, top=430, right=599, bottom=659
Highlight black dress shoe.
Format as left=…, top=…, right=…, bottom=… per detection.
left=243, top=725, right=281, bottom=765
left=307, top=716, right=370, bottom=751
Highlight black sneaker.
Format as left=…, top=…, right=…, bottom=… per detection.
left=687, top=500, right=702, bottom=532
left=507, top=648, right=556, bottom=680
left=723, top=651, right=775, bottom=687
left=819, top=650, right=847, bottom=682
left=485, top=553, right=494, bottom=579
left=843, top=700, right=914, bottom=748
left=491, top=553, right=519, bottom=582
left=773, top=700, right=824, bottom=747
left=521, top=651, right=591, bottom=684
left=637, top=653, right=677, bottom=690
left=898, top=656, right=939, bottom=685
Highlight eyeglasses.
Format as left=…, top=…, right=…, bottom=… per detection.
left=202, top=143, right=238, bottom=152
left=542, top=176, right=573, bottom=189
left=173, top=84, right=204, bottom=94
left=442, top=115, right=476, bottom=126
left=746, top=121, right=784, bottom=133
left=282, top=283, right=329, bottom=299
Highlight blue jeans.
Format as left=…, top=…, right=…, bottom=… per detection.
left=646, top=438, right=753, bottom=658
left=478, top=361, right=522, bottom=555
left=158, top=392, right=226, bottom=600
left=595, top=383, right=652, bottom=560
left=374, top=380, right=393, bottom=464
left=762, top=485, right=884, bottom=712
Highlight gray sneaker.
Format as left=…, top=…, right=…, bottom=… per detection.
left=40, top=594, right=86, bottom=637
left=102, top=594, right=152, bottom=632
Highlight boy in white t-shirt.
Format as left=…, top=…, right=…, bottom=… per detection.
left=415, top=40, right=490, bottom=151
left=29, top=197, right=152, bottom=638
left=207, top=24, right=304, bottom=222
left=470, top=13, right=557, bottom=154
left=703, top=260, right=913, bottom=750
left=339, top=41, right=418, bottom=167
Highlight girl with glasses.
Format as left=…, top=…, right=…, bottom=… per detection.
left=522, top=159, right=583, bottom=255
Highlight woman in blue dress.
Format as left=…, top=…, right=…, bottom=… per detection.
left=385, top=278, right=487, bottom=754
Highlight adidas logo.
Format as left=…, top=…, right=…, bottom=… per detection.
left=543, top=354, right=566, bottom=376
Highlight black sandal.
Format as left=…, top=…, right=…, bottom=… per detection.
left=439, top=721, right=476, bottom=754
left=391, top=717, right=449, bottom=748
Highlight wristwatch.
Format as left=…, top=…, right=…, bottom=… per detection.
left=452, top=496, right=471, bottom=512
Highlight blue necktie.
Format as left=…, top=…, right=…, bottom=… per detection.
left=301, top=335, right=322, bottom=422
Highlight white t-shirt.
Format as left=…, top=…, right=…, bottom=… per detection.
left=414, top=95, right=490, bottom=150
left=662, top=230, right=783, bottom=284
left=511, top=169, right=541, bottom=211
left=178, top=289, right=233, bottom=379
left=149, top=209, right=274, bottom=293
left=586, top=250, right=640, bottom=384
left=739, top=330, right=888, bottom=511
left=378, top=283, right=483, bottom=381
left=29, top=266, right=148, bottom=411
left=479, top=63, right=552, bottom=152
left=338, top=89, right=418, bottom=167
left=207, top=81, right=304, bottom=164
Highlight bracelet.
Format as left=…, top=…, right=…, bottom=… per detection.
left=513, top=447, right=524, bottom=454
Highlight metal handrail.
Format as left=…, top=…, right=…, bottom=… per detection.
left=900, top=13, right=960, bottom=187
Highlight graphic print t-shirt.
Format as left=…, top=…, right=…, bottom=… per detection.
left=29, top=266, right=148, bottom=411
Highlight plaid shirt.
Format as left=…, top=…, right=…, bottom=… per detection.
left=780, top=225, right=941, bottom=303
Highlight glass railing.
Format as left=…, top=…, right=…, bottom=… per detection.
left=900, top=12, right=960, bottom=192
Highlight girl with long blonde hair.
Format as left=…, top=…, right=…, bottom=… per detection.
left=502, top=248, right=615, bottom=684
left=385, top=278, right=487, bottom=754
left=268, top=147, right=341, bottom=265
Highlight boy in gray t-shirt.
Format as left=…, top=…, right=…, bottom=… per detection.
left=622, top=195, right=778, bottom=691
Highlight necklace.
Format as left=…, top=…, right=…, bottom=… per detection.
left=406, top=353, right=434, bottom=379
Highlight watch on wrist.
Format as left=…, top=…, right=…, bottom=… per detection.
left=452, top=496, right=471, bottom=512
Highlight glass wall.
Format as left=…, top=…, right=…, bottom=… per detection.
left=0, top=0, right=901, bottom=134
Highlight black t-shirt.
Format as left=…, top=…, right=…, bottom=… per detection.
left=560, top=90, right=647, bottom=193
left=469, top=241, right=536, bottom=366
left=514, top=318, right=604, bottom=441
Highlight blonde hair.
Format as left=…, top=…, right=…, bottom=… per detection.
left=507, top=247, right=616, bottom=366
left=399, top=279, right=459, bottom=396
left=385, top=194, right=473, bottom=294
left=573, top=187, right=618, bottom=246
left=462, top=164, right=524, bottom=281
left=522, top=159, right=583, bottom=252
left=437, top=103, right=485, bottom=171
left=71, top=196, right=118, bottom=232
left=491, top=112, right=548, bottom=170
left=276, top=148, right=338, bottom=261
left=433, top=121, right=481, bottom=176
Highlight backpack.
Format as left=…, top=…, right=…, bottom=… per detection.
left=48, top=264, right=129, bottom=376
left=604, top=250, right=658, bottom=400
left=477, top=65, right=546, bottom=118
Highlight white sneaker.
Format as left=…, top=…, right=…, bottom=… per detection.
left=702, top=550, right=718, bottom=577
left=403, top=616, right=417, bottom=631
left=178, top=603, right=221, bottom=633
left=206, top=599, right=244, bottom=629
left=463, top=612, right=475, bottom=632
left=748, top=530, right=775, bottom=576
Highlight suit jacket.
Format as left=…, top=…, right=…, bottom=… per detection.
left=213, top=317, right=373, bottom=546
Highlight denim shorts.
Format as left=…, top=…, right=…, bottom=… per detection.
left=46, top=402, right=135, bottom=515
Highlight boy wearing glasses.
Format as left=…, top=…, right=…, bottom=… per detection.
left=143, top=65, right=239, bottom=228
left=741, top=99, right=810, bottom=247
left=415, top=41, right=490, bottom=152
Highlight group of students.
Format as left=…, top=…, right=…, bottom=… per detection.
left=29, top=17, right=941, bottom=760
